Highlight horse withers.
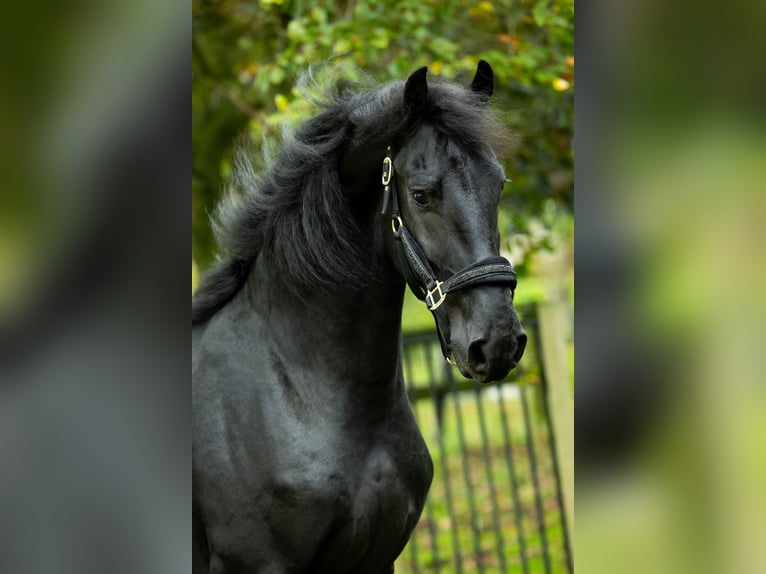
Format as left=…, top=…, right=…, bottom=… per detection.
left=192, top=61, right=526, bottom=574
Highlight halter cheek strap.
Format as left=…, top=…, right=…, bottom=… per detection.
left=381, top=147, right=518, bottom=362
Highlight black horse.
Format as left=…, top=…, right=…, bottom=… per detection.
left=192, top=61, right=526, bottom=574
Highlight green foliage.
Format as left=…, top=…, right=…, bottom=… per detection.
left=192, top=0, right=573, bottom=268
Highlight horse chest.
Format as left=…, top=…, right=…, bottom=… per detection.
left=195, top=311, right=434, bottom=571
left=271, top=443, right=432, bottom=573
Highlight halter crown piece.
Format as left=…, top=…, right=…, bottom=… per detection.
left=381, top=147, right=518, bottom=363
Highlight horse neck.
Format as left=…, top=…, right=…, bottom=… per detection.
left=245, top=232, right=406, bottom=396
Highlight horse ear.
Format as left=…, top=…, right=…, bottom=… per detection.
left=470, top=60, right=494, bottom=103
left=404, top=66, right=429, bottom=117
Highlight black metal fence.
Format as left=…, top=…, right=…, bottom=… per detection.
left=396, top=304, right=572, bottom=574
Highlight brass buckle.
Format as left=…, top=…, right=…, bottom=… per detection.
left=426, top=281, right=446, bottom=310
left=382, top=157, right=393, bottom=186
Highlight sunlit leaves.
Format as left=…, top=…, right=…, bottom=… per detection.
left=274, top=93, right=288, bottom=112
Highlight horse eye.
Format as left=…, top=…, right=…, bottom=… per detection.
left=412, top=191, right=428, bottom=206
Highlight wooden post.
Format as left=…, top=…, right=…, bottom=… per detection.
left=537, top=299, right=574, bottom=552
left=530, top=240, right=574, bottom=557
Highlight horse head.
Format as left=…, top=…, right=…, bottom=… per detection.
left=387, top=61, right=527, bottom=382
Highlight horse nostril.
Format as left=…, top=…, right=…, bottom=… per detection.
left=513, top=332, right=528, bottom=364
left=467, top=339, right=489, bottom=375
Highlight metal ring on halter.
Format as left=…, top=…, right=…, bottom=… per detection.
left=391, top=215, right=403, bottom=234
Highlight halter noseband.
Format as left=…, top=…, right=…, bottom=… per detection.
left=381, top=146, right=518, bottom=363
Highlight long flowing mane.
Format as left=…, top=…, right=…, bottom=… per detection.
left=192, top=68, right=507, bottom=325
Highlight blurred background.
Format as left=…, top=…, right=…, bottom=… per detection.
left=192, top=1, right=574, bottom=573
left=576, top=1, right=766, bottom=573
left=0, top=2, right=189, bottom=574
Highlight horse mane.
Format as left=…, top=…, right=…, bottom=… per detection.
left=193, top=66, right=508, bottom=325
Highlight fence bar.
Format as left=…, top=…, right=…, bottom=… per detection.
left=424, top=345, right=464, bottom=574
left=520, top=384, right=552, bottom=574
left=535, top=301, right=574, bottom=558
left=496, top=382, right=531, bottom=574
left=472, top=383, right=508, bottom=572
left=442, top=354, right=486, bottom=573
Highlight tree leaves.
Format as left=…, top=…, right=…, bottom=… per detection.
left=192, top=0, right=574, bottom=267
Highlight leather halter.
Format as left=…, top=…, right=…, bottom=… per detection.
left=381, top=146, right=518, bottom=363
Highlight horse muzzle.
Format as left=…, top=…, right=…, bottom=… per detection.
left=449, top=290, right=527, bottom=383
left=462, top=329, right=527, bottom=382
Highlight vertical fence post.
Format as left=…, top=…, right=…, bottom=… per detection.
left=536, top=301, right=574, bottom=555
